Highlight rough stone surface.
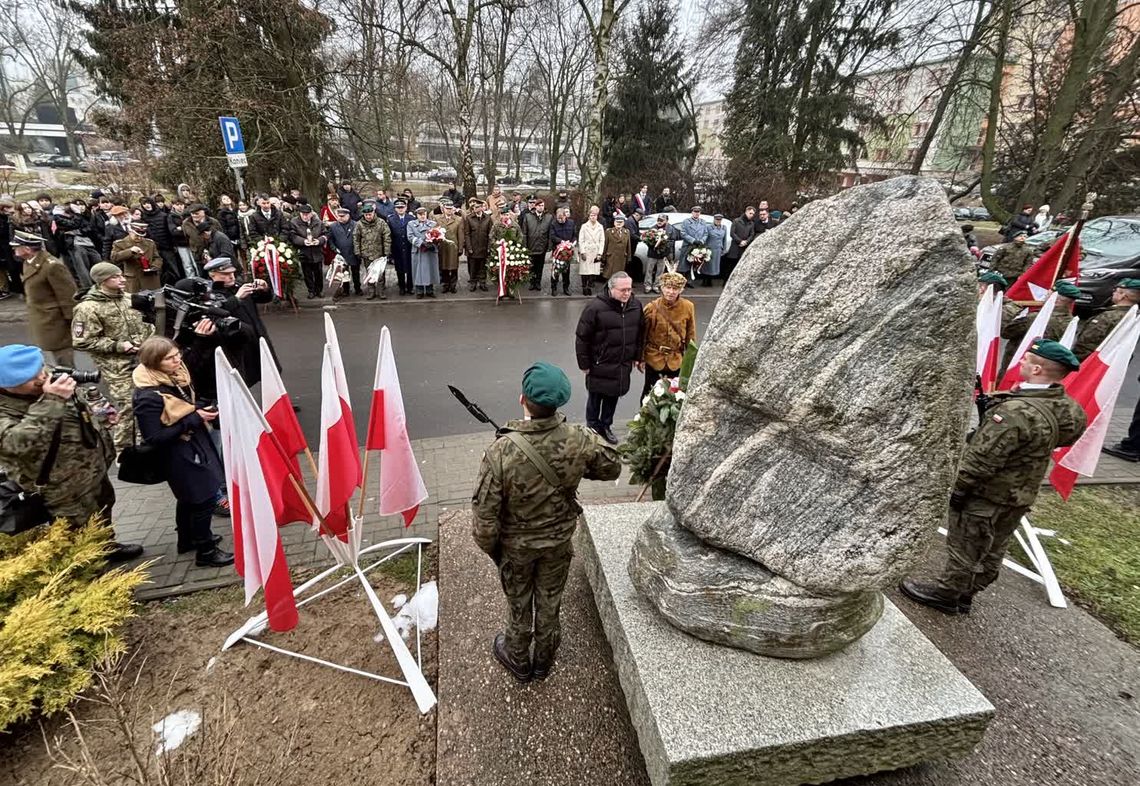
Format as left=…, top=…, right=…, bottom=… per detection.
left=629, top=504, right=883, bottom=658
left=585, top=503, right=994, bottom=786
left=667, top=176, right=976, bottom=594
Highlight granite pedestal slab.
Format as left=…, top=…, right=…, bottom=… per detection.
left=580, top=502, right=994, bottom=786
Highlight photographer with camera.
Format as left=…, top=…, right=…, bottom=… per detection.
left=164, top=274, right=248, bottom=400
left=203, top=257, right=281, bottom=389
left=0, top=344, right=143, bottom=561
left=71, top=262, right=156, bottom=453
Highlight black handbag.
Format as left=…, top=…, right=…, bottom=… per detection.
left=117, top=419, right=167, bottom=486
left=0, top=423, right=62, bottom=536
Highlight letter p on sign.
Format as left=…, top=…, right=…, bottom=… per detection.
left=218, top=116, right=245, bottom=155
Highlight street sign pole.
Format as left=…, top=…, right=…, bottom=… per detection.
left=218, top=115, right=248, bottom=201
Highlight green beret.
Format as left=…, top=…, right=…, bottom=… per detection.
left=1053, top=281, right=1081, bottom=299
left=978, top=271, right=1008, bottom=289
left=1116, top=278, right=1140, bottom=290
left=522, top=362, right=571, bottom=409
left=1027, top=338, right=1079, bottom=371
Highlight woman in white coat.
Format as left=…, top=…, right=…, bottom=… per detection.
left=577, top=205, right=606, bottom=296
left=1034, top=204, right=1052, bottom=233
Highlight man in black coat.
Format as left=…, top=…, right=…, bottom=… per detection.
left=574, top=271, right=644, bottom=444
left=338, top=181, right=362, bottom=220
left=248, top=194, right=285, bottom=245
left=725, top=206, right=756, bottom=281
left=202, top=257, right=279, bottom=390
left=139, top=195, right=177, bottom=284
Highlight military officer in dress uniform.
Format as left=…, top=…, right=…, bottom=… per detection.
left=10, top=230, right=77, bottom=366
left=900, top=339, right=1086, bottom=614
left=472, top=362, right=622, bottom=681
left=110, top=221, right=162, bottom=293
left=602, top=213, right=631, bottom=278
left=436, top=199, right=463, bottom=293
left=1071, top=278, right=1140, bottom=361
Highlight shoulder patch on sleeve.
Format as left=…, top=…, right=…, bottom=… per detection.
left=73, top=321, right=85, bottom=337
left=991, top=414, right=1004, bottom=423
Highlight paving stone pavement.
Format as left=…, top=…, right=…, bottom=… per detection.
left=120, top=430, right=643, bottom=600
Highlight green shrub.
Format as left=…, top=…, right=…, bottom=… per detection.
left=0, top=519, right=148, bottom=729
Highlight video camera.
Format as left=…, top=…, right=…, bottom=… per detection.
left=50, top=366, right=101, bottom=384
left=161, top=278, right=243, bottom=338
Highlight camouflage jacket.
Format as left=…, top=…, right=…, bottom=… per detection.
left=989, top=243, right=1034, bottom=281
left=472, top=414, right=622, bottom=554
left=1001, top=304, right=1072, bottom=345
left=0, top=390, right=115, bottom=518
left=956, top=386, right=1086, bottom=508
left=1071, top=306, right=1128, bottom=361
left=71, top=287, right=155, bottom=375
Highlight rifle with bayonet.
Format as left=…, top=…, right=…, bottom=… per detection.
left=448, top=385, right=503, bottom=435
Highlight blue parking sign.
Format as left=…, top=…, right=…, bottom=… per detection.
left=218, top=116, right=245, bottom=154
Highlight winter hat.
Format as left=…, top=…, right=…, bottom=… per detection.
left=90, top=262, right=123, bottom=283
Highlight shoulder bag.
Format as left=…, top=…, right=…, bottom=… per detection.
left=0, top=422, right=63, bottom=535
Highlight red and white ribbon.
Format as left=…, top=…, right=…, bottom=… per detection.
left=264, top=243, right=282, bottom=297
left=496, top=240, right=508, bottom=298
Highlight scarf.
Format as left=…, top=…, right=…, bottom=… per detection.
left=131, top=364, right=198, bottom=425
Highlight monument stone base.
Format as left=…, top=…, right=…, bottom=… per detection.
left=580, top=502, right=994, bottom=786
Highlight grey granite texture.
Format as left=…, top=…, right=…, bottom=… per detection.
left=585, top=502, right=994, bottom=786
left=666, top=176, right=977, bottom=594
left=629, top=505, right=883, bottom=658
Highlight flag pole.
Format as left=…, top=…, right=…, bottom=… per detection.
left=1049, top=192, right=1096, bottom=290
left=302, top=447, right=319, bottom=478
left=228, top=369, right=331, bottom=537
left=357, top=449, right=371, bottom=519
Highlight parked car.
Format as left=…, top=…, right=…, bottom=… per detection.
left=952, top=207, right=973, bottom=221
left=497, top=175, right=521, bottom=185
left=979, top=215, right=1139, bottom=265
left=45, top=155, right=74, bottom=168
left=525, top=177, right=550, bottom=187
left=970, top=207, right=991, bottom=221
left=1069, top=216, right=1140, bottom=311
left=631, top=212, right=725, bottom=282
left=30, top=153, right=58, bottom=166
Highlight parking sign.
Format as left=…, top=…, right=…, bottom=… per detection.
left=218, top=116, right=247, bottom=168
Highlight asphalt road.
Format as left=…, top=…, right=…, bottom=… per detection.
left=3, top=296, right=1137, bottom=445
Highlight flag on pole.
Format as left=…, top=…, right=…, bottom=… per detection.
left=1049, top=306, right=1140, bottom=498
left=215, top=351, right=299, bottom=632
left=1058, top=316, right=1080, bottom=350
left=259, top=339, right=310, bottom=526
left=976, top=285, right=1004, bottom=392
left=1005, top=235, right=1081, bottom=302
left=365, top=326, right=428, bottom=527
left=995, top=292, right=1058, bottom=391
left=315, top=342, right=361, bottom=540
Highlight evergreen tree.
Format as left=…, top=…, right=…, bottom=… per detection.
left=601, top=0, right=697, bottom=196
left=723, top=0, right=900, bottom=191
left=67, top=0, right=333, bottom=199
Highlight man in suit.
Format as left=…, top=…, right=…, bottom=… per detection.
left=633, top=184, right=653, bottom=216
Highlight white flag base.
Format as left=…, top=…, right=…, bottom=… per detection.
left=937, top=515, right=1067, bottom=608
left=221, top=537, right=438, bottom=714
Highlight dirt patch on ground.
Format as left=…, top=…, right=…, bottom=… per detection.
left=1, top=557, right=437, bottom=786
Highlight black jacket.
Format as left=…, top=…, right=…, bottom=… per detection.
left=215, top=282, right=278, bottom=388
left=575, top=292, right=645, bottom=397
left=139, top=204, right=172, bottom=250
left=217, top=207, right=241, bottom=243
left=727, top=215, right=756, bottom=260
left=521, top=211, right=554, bottom=254
left=133, top=382, right=224, bottom=505
left=249, top=207, right=285, bottom=244
left=338, top=189, right=362, bottom=220
left=167, top=210, right=190, bottom=248
left=1003, top=213, right=1038, bottom=242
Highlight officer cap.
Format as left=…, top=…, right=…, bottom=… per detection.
left=335, top=207, right=350, bottom=216
left=439, top=198, right=453, bottom=207
left=690, top=205, right=701, bottom=212
left=298, top=203, right=313, bottom=214
left=1027, top=338, right=1079, bottom=371
left=204, top=256, right=236, bottom=273
left=361, top=203, right=377, bottom=214
left=1053, top=281, right=1081, bottom=299
left=660, top=272, right=687, bottom=289
left=522, top=362, right=571, bottom=409
left=8, top=229, right=45, bottom=248
left=131, top=220, right=149, bottom=232
left=469, top=198, right=484, bottom=207
left=394, top=199, right=407, bottom=208
left=713, top=213, right=724, bottom=220
left=977, top=270, right=1008, bottom=289
left=1013, top=229, right=1029, bottom=238
left=90, top=262, right=123, bottom=283
left=1116, top=278, right=1140, bottom=290
left=0, top=344, right=45, bottom=388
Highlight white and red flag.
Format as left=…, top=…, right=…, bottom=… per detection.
left=1005, top=235, right=1081, bottom=303
left=1049, top=305, right=1140, bottom=498
left=259, top=338, right=310, bottom=526
left=365, top=326, right=428, bottom=527
left=976, top=284, right=1004, bottom=392
left=995, top=292, right=1059, bottom=391
left=315, top=314, right=361, bottom=540
left=215, top=350, right=299, bottom=632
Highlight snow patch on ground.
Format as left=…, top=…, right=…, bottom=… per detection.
left=393, top=581, right=438, bottom=640
left=153, top=710, right=201, bottom=755
left=390, top=593, right=408, bottom=609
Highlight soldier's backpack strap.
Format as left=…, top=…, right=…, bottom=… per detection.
left=34, top=421, right=65, bottom=491
left=505, top=431, right=570, bottom=492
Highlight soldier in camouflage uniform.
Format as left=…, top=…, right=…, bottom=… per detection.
left=71, top=262, right=155, bottom=453
left=472, top=362, right=622, bottom=681
left=988, top=231, right=1034, bottom=283
left=900, top=339, right=1086, bottom=614
left=1070, top=278, right=1140, bottom=361
left=0, top=344, right=142, bottom=561
left=1000, top=280, right=1081, bottom=369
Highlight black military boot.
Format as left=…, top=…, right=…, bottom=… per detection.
left=563, top=282, right=571, bottom=296
left=550, top=279, right=557, bottom=296
left=492, top=633, right=531, bottom=683
left=106, top=542, right=144, bottom=563
left=532, top=661, right=553, bottom=681
left=196, top=545, right=235, bottom=568
left=898, top=578, right=961, bottom=615
left=958, top=593, right=976, bottom=614
left=177, top=533, right=221, bottom=555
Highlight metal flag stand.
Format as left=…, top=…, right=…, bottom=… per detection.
left=221, top=533, right=438, bottom=714
left=938, top=517, right=1066, bottom=608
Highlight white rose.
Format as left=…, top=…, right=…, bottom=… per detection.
left=675, top=391, right=686, bottom=401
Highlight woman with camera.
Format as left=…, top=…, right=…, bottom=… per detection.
left=131, top=336, right=233, bottom=567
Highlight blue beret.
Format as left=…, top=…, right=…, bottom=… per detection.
left=0, top=344, right=45, bottom=387
left=522, top=362, right=571, bottom=409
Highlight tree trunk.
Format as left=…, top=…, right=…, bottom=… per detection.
left=456, top=85, right=479, bottom=197
left=910, top=0, right=994, bottom=176
left=579, top=0, right=622, bottom=204
left=980, top=0, right=1013, bottom=223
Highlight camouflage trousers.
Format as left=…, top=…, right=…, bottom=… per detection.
left=498, top=540, right=574, bottom=667
left=937, top=497, right=1027, bottom=595
left=102, top=368, right=136, bottom=453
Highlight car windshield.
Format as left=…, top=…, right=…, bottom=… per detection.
left=1079, top=218, right=1140, bottom=262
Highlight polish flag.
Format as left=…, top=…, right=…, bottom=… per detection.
left=1049, top=306, right=1140, bottom=498
left=366, top=327, right=428, bottom=527
left=259, top=338, right=309, bottom=526
left=315, top=321, right=361, bottom=540
left=1058, top=316, right=1080, bottom=350
left=976, top=285, right=1003, bottom=392
left=1006, top=235, right=1081, bottom=302
left=996, top=292, right=1058, bottom=391
left=214, top=351, right=299, bottom=632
